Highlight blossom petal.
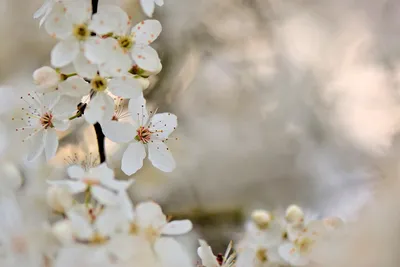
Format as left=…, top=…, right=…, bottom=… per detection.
left=53, top=118, right=69, bottom=131
left=27, top=130, right=45, bottom=162
left=154, top=238, right=192, bottom=267
left=102, top=121, right=136, bottom=143
left=162, top=220, right=193, bottom=235
left=59, top=76, right=91, bottom=98
left=89, top=5, right=130, bottom=35
left=132, top=20, right=162, bottom=46
left=47, top=180, right=87, bottom=194
left=44, top=5, right=73, bottom=39
left=64, top=0, right=91, bottom=24
left=128, top=95, right=148, bottom=125
left=100, top=47, right=132, bottom=77
left=279, top=243, right=308, bottom=266
left=132, top=45, right=161, bottom=72
left=91, top=185, right=119, bottom=206
left=140, top=0, right=155, bottom=17
left=155, top=0, right=164, bottom=6
left=149, top=113, right=177, bottom=140
left=73, top=52, right=98, bottom=79
left=121, top=142, right=146, bottom=176
left=90, top=163, right=114, bottom=182
left=51, top=37, right=80, bottom=67
left=84, top=93, right=114, bottom=124
left=84, top=37, right=109, bottom=65
left=67, top=210, right=93, bottom=240
left=148, top=141, right=176, bottom=172
left=45, top=128, right=59, bottom=161
left=108, top=76, right=143, bottom=99
left=67, top=165, right=85, bottom=179
left=136, top=201, right=166, bottom=228
left=197, top=240, right=219, bottom=267
left=95, top=207, right=127, bottom=236
left=52, top=95, right=81, bottom=116
left=118, top=191, right=135, bottom=221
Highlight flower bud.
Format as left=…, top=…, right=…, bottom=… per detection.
left=0, top=161, right=23, bottom=190
left=46, top=186, right=74, bottom=213
left=251, top=209, right=271, bottom=230
left=33, top=66, right=60, bottom=91
left=52, top=220, right=73, bottom=244
left=285, top=205, right=304, bottom=224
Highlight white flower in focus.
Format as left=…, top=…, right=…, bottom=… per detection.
left=71, top=59, right=143, bottom=124
left=90, top=8, right=162, bottom=72
left=15, top=93, right=70, bottom=161
left=140, top=0, right=164, bottom=18
left=102, top=95, right=177, bottom=175
left=128, top=202, right=192, bottom=243
left=198, top=240, right=236, bottom=267
left=44, top=1, right=107, bottom=68
left=48, top=163, right=133, bottom=206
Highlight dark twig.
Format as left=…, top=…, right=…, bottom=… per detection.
left=92, top=0, right=99, bottom=15
left=90, top=0, right=106, bottom=163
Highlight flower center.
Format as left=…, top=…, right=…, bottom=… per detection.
left=82, top=178, right=100, bottom=186
left=256, top=248, right=268, bottom=263
left=73, top=24, right=90, bottom=41
left=91, top=75, right=108, bottom=92
left=40, top=112, right=54, bottom=129
left=135, top=126, right=152, bottom=144
left=118, top=36, right=133, bottom=50
left=294, top=237, right=314, bottom=254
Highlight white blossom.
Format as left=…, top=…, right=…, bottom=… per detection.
left=102, top=95, right=177, bottom=175
left=90, top=8, right=163, bottom=73
left=15, top=93, right=70, bottom=162
left=46, top=186, right=74, bottom=213
left=48, top=163, right=133, bottom=206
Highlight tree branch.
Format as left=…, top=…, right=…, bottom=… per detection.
left=90, top=0, right=106, bottom=163
left=92, top=0, right=99, bottom=14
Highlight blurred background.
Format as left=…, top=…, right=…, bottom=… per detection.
left=2, top=0, right=400, bottom=261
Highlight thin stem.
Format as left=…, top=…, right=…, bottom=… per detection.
left=94, top=122, right=106, bottom=163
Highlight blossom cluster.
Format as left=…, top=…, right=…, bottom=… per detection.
left=236, top=205, right=344, bottom=267
left=3, top=1, right=347, bottom=267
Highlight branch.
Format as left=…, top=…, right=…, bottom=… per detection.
left=94, top=122, right=106, bottom=163
left=90, top=0, right=106, bottom=163
left=92, top=0, right=99, bottom=14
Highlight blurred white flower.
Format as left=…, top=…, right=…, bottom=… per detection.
left=52, top=220, right=74, bottom=244
left=102, top=95, right=177, bottom=175
left=46, top=186, right=74, bottom=213
left=34, top=0, right=78, bottom=27
left=198, top=239, right=236, bottom=267
left=48, top=163, right=133, bottom=206
left=15, top=93, right=70, bottom=162
left=140, top=0, right=164, bottom=18
left=128, top=201, right=192, bottom=242
left=278, top=220, right=327, bottom=266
